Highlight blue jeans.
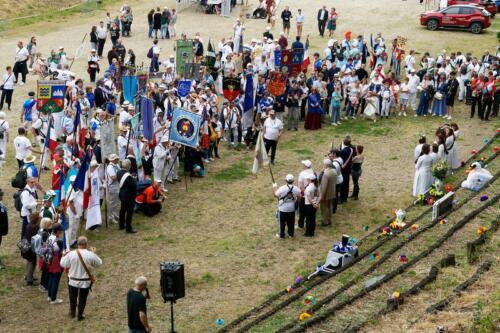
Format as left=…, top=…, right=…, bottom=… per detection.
left=48, top=272, right=62, bottom=301
left=330, top=105, right=340, bottom=123
left=161, top=24, right=168, bottom=38
left=148, top=24, right=153, bottom=38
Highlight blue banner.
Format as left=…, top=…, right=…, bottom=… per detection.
left=122, top=75, right=138, bottom=104
left=141, top=97, right=154, bottom=141
left=243, top=73, right=254, bottom=113
left=169, top=107, right=201, bottom=148
left=274, top=50, right=282, bottom=67
left=177, top=80, right=192, bottom=98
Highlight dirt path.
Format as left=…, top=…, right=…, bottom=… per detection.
left=0, top=1, right=498, bottom=332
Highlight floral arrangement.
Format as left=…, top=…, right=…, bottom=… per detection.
left=432, top=160, right=449, bottom=180
left=415, top=182, right=446, bottom=206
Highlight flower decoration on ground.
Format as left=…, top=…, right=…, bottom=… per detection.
left=477, top=226, right=487, bottom=235
left=286, top=286, right=294, bottom=293
left=299, top=312, right=311, bottom=321
left=294, top=276, right=303, bottom=284
left=304, top=295, right=316, bottom=305
left=439, top=218, right=447, bottom=225
left=391, top=291, right=400, bottom=299
left=480, top=195, right=489, bottom=202
left=411, top=224, right=418, bottom=231
left=363, top=225, right=369, bottom=231
left=444, top=183, right=453, bottom=193
left=493, top=146, right=500, bottom=153
left=215, top=319, right=225, bottom=326
left=470, top=149, right=477, bottom=155
left=399, top=255, right=408, bottom=263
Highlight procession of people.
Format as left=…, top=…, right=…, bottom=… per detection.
left=0, top=1, right=498, bottom=329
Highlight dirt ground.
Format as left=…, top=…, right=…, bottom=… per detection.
left=0, top=0, right=498, bottom=332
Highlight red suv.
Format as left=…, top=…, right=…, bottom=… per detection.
left=420, top=5, right=491, bottom=34
left=447, top=0, right=497, bottom=16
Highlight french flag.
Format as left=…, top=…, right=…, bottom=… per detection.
left=45, top=118, right=58, bottom=152
left=73, top=148, right=93, bottom=209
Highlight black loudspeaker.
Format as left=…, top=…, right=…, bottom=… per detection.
left=160, top=261, right=185, bottom=302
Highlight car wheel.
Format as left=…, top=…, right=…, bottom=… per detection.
left=470, top=22, right=482, bottom=34
left=427, top=19, right=438, bottom=31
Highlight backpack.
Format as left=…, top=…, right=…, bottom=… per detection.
left=31, top=230, right=48, bottom=255
left=17, top=238, right=31, bottom=255
left=39, top=238, right=54, bottom=265
left=13, top=189, right=26, bottom=212
left=147, top=47, right=154, bottom=59
left=11, top=168, right=27, bottom=189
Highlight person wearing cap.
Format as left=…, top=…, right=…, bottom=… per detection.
left=262, top=109, right=283, bottom=165
left=20, top=177, right=41, bottom=239
left=119, top=102, right=132, bottom=126
left=66, top=175, right=83, bottom=248
left=319, top=159, right=337, bottom=226
left=0, top=189, right=8, bottom=269
left=135, top=179, right=165, bottom=217
left=127, top=276, right=152, bottom=333
left=303, top=173, right=320, bottom=237
left=23, top=154, right=39, bottom=178
left=273, top=174, right=301, bottom=239
left=40, top=191, right=57, bottom=220
left=106, top=154, right=121, bottom=224
left=297, top=160, right=315, bottom=228
left=87, top=49, right=100, bottom=83
left=153, top=136, right=171, bottom=192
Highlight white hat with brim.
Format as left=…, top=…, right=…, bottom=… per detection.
left=301, top=160, right=312, bottom=168
left=160, top=136, right=169, bottom=143
left=108, top=154, right=119, bottom=161
left=23, top=155, right=36, bottom=164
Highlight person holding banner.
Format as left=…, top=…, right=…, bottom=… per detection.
left=153, top=136, right=171, bottom=192
left=262, top=110, right=283, bottom=165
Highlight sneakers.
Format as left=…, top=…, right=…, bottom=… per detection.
left=331, top=122, right=337, bottom=126
left=403, top=112, right=407, bottom=117
left=39, top=286, right=47, bottom=292
left=351, top=116, right=356, bottom=119
left=47, top=297, right=51, bottom=301
left=398, top=112, right=402, bottom=116
left=447, top=115, right=452, bottom=120
left=414, top=114, right=418, bottom=117
left=209, top=158, right=215, bottom=161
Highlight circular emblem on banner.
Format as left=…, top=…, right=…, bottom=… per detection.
left=176, top=117, right=196, bottom=140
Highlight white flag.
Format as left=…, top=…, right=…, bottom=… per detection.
left=252, top=131, right=270, bottom=175
left=75, top=43, right=85, bottom=59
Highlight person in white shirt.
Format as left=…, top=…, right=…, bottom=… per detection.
left=407, top=69, right=420, bottom=111
left=262, top=110, right=283, bottom=165
left=20, top=177, right=40, bottom=239
left=0, top=112, right=9, bottom=170
left=273, top=174, right=301, bottom=239
left=153, top=136, right=171, bottom=191
left=398, top=77, right=410, bottom=116
left=297, top=159, right=315, bottom=228
left=117, top=126, right=129, bottom=160
left=233, top=19, right=245, bottom=53
left=60, top=236, right=102, bottom=320
left=66, top=175, right=84, bottom=248
left=404, top=50, right=416, bottom=75
left=106, top=154, right=120, bottom=224
left=14, top=127, right=35, bottom=168
left=296, top=9, right=305, bottom=37
left=96, top=21, right=108, bottom=57
left=14, top=41, right=30, bottom=85
left=0, top=66, right=16, bottom=111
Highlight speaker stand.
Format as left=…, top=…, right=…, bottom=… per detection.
left=169, top=300, right=176, bottom=333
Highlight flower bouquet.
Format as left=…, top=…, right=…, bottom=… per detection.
left=432, top=160, right=449, bottom=180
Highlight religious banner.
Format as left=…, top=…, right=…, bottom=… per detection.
left=169, top=107, right=201, bottom=148
left=176, top=39, right=194, bottom=74
left=177, top=80, right=192, bottom=98
left=268, top=71, right=288, bottom=97
left=279, top=49, right=292, bottom=75
left=36, top=80, right=66, bottom=113
left=290, top=48, right=304, bottom=77
left=183, top=63, right=201, bottom=81
left=137, top=74, right=148, bottom=95
left=274, top=49, right=281, bottom=67
left=223, top=77, right=241, bottom=102
left=100, top=121, right=117, bottom=159
left=205, top=39, right=216, bottom=69
left=122, top=75, right=138, bottom=104
left=86, top=168, right=102, bottom=230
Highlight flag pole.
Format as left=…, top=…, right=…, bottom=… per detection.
left=268, top=163, right=275, bottom=184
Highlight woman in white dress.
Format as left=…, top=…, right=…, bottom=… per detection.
left=413, top=144, right=433, bottom=197
left=444, top=127, right=460, bottom=170
left=414, top=135, right=426, bottom=162
left=363, top=91, right=378, bottom=122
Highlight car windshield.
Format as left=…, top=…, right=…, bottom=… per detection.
left=481, top=9, right=491, bottom=15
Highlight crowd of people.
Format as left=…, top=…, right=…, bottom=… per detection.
left=0, top=2, right=498, bottom=331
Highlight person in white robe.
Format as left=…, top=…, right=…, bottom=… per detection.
left=413, top=144, right=433, bottom=197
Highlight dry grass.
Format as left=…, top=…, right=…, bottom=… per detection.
left=0, top=0, right=499, bottom=332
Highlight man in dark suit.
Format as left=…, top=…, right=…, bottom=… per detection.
left=317, top=6, right=328, bottom=37
left=338, top=136, right=355, bottom=203
left=481, top=50, right=491, bottom=64
left=118, top=159, right=137, bottom=233
left=93, top=80, right=108, bottom=109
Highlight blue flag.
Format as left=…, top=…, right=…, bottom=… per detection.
left=243, top=73, right=254, bottom=113
left=274, top=50, right=282, bottom=67
left=74, top=101, right=81, bottom=130
left=177, top=80, right=192, bottom=98
left=122, top=75, right=138, bottom=104
left=74, top=150, right=91, bottom=192
left=169, top=107, right=201, bottom=148
left=141, top=97, right=154, bottom=141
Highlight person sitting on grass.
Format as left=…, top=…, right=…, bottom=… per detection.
left=135, top=179, right=165, bottom=217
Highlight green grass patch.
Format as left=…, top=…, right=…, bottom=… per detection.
left=249, top=313, right=289, bottom=333
left=0, top=286, right=14, bottom=295
left=333, top=120, right=392, bottom=137
left=142, top=234, right=166, bottom=243
left=292, top=148, right=315, bottom=159
left=213, top=158, right=252, bottom=181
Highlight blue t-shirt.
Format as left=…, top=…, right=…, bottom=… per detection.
left=23, top=99, right=36, bottom=121
left=106, top=102, right=116, bottom=116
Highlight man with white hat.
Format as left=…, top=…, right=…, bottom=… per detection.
left=153, top=136, right=171, bottom=192
left=87, top=49, right=100, bottom=83
left=297, top=160, right=315, bottom=228
left=273, top=174, right=301, bottom=239
left=117, top=125, right=129, bottom=160
left=66, top=175, right=83, bottom=248
left=106, top=154, right=121, bottom=224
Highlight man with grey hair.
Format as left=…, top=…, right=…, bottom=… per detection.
left=319, top=158, right=337, bottom=226
left=127, top=276, right=151, bottom=333
left=117, top=159, right=137, bottom=233
left=60, top=236, right=102, bottom=321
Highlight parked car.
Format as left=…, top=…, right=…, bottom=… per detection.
left=447, top=0, right=498, bottom=16
left=420, top=5, right=491, bottom=34
left=496, top=0, right=500, bottom=9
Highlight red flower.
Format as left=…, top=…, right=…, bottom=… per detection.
left=470, top=149, right=477, bottom=155
left=493, top=146, right=500, bottom=153
left=444, top=183, right=453, bottom=193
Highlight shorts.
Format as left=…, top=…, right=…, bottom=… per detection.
left=283, top=21, right=290, bottom=29
left=399, top=98, right=409, bottom=107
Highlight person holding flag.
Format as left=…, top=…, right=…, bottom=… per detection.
left=65, top=175, right=83, bottom=249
